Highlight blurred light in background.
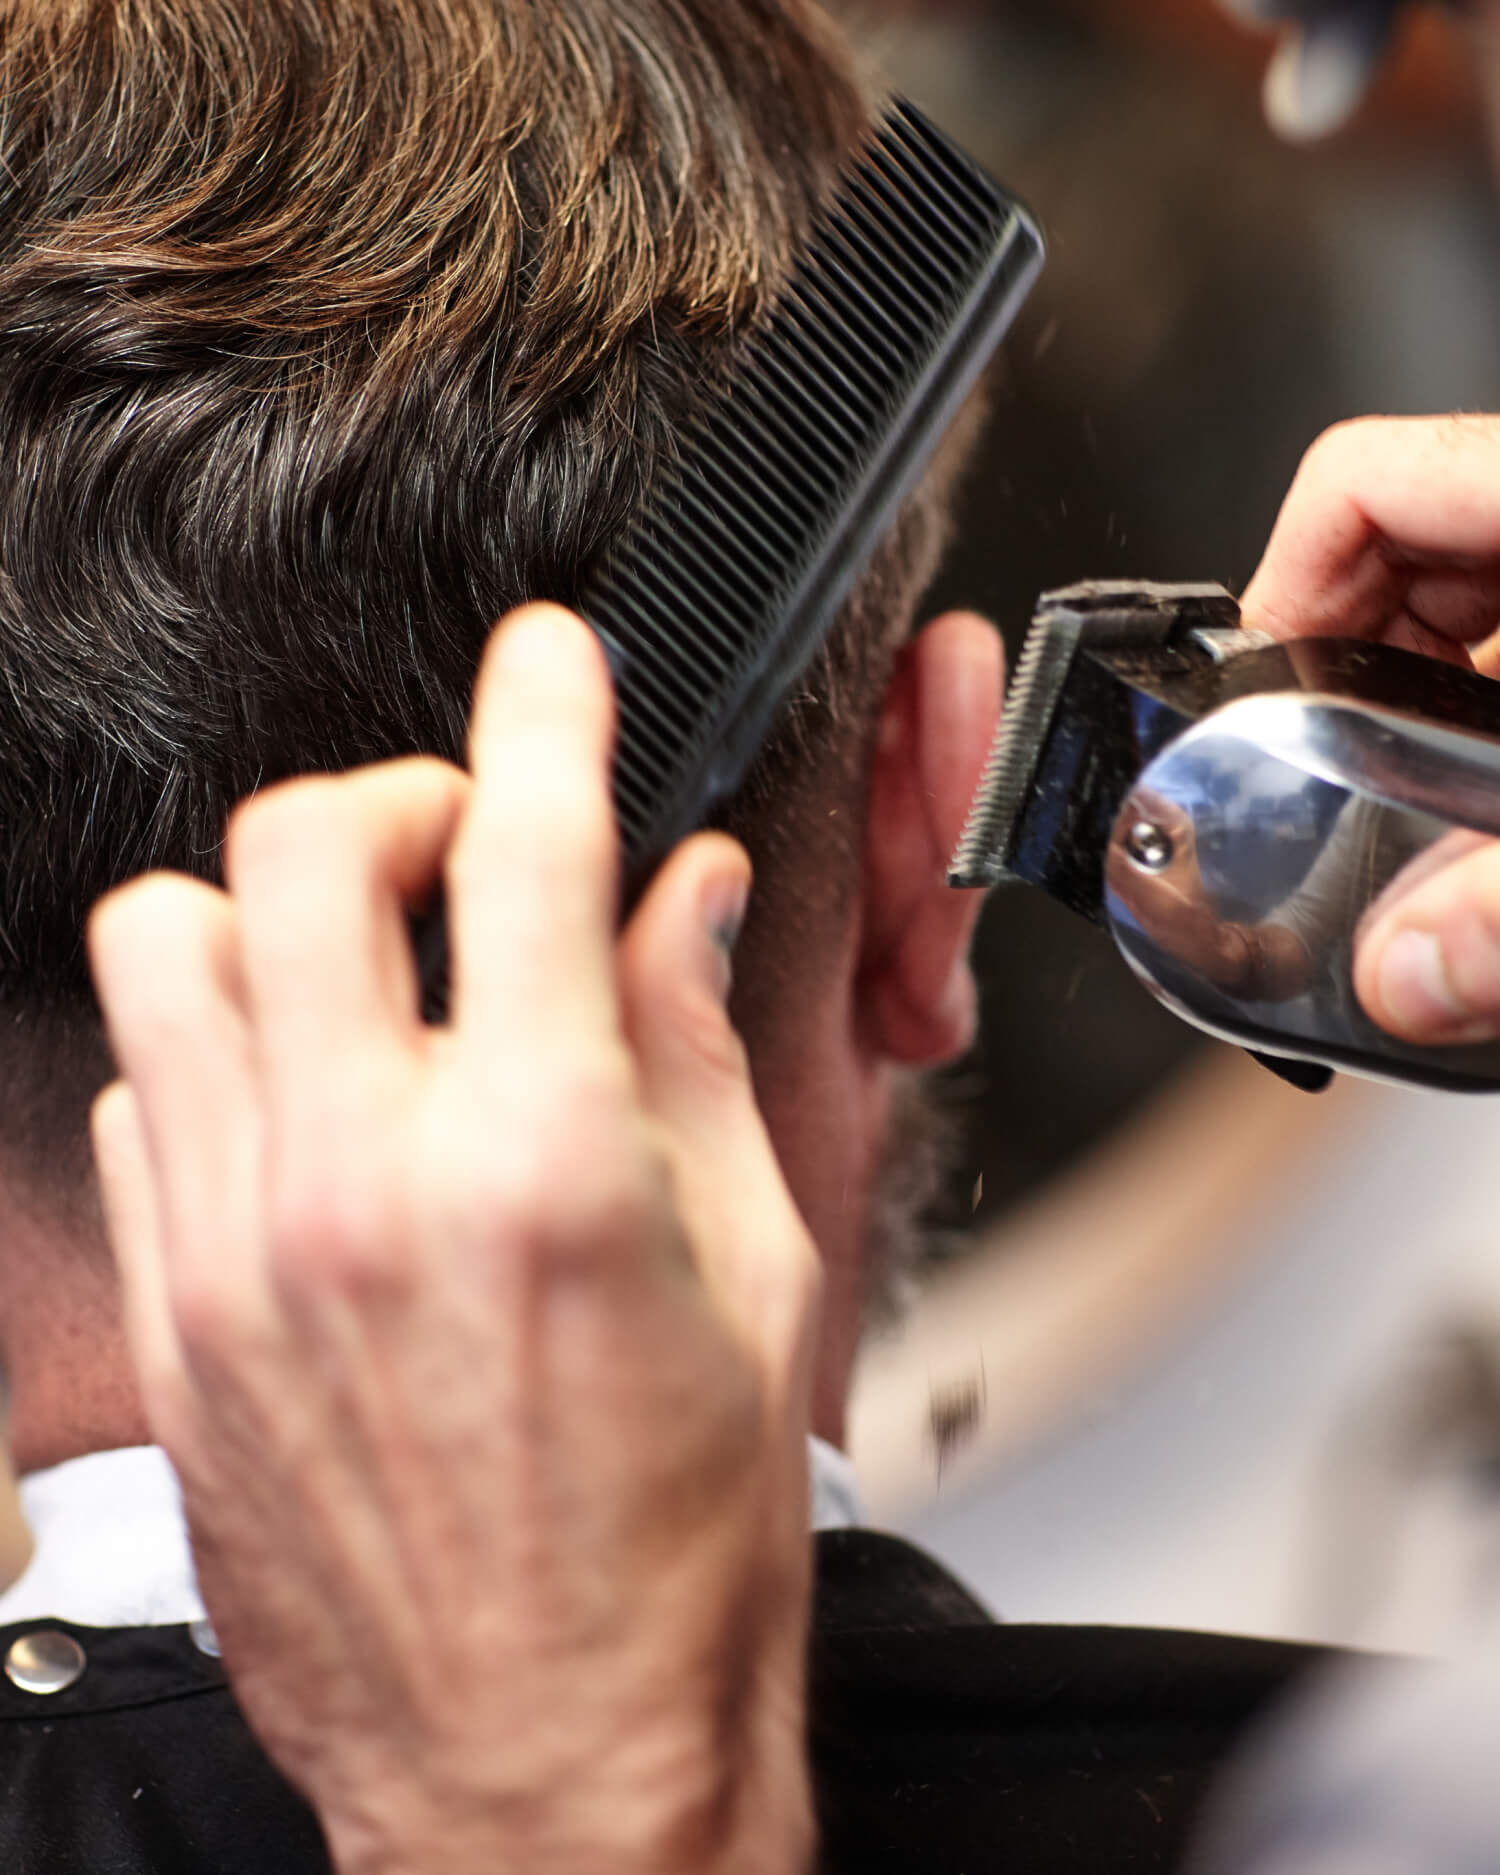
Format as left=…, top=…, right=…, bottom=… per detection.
left=848, top=0, right=1500, bottom=1653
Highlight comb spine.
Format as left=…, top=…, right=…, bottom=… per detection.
left=582, top=97, right=1043, bottom=902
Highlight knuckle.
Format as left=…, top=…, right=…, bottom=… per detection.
left=123, top=988, right=201, bottom=1061
left=666, top=984, right=750, bottom=1088
left=1299, top=419, right=1349, bottom=478
left=169, top=1261, right=244, bottom=1354
left=88, top=871, right=201, bottom=964
left=520, top=1166, right=660, bottom=1273
left=266, top=1160, right=409, bottom=1302
left=453, top=766, right=613, bottom=878
left=433, top=1080, right=662, bottom=1274
left=1302, top=416, right=1379, bottom=486
left=225, top=776, right=346, bottom=890
left=376, top=753, right=464, bottom=795
left=87, top=873, right=155, bottom=955
left=89, top=881, right=228, bottom=1048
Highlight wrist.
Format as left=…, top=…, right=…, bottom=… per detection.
left=320, top=1698, right=816, bottom=1875
left=328, top=1789, right=815, bottom=1875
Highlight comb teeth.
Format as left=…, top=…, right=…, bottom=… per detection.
left=581, top=98, right=1043, bottom=901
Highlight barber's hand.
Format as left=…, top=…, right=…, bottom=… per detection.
left=86, top=604, right=820, bottom=1875
left=1243, top=414, right=1500, bottom=1044
left=1106, top=793, right=1242, bottom=983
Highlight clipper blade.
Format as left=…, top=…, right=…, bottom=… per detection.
left=948, top=608, right=1085, bottom=889
left=947, top=582, right=1244, bottom=912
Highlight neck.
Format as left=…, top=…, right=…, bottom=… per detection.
left=0, top=1179, right=148, bottom=1476
left=751, top=1032, right=888, bottom=1455
left=0, top=1037, right=878, bottom=1468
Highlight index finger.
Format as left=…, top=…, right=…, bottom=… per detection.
left=445, top=604, right=622, bottom=1054
left=1242, top=416, right=1500, bottom=656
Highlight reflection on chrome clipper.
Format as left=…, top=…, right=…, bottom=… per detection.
left=949, top=581, right=1500, bottom=1094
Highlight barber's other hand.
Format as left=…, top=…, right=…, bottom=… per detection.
left=1106, top=792, right=1312, bottom=1002
left=1244, top=414, right=1500, bottom=1044
left=86, top=605, right=819, bottom=1875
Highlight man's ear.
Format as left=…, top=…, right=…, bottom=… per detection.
left=858, top=610, right=1003, bottom=1065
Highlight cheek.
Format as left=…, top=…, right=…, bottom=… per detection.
left=727, top=837, right=862, bottom=1092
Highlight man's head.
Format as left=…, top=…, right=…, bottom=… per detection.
left=0, top=0, right=1001, bottom=1457
left=0, top=0, right=836, bottom=1140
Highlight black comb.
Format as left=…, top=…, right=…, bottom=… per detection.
left=415, top=100, right=1041, bottom=1005
left=591, top=97, right=1043, bottom=905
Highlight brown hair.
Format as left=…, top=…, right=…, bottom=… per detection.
left=0, top=0, right=946, bottom=1197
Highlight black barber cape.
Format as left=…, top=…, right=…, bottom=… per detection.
left=0, top=1530, right=1320, bottom=1873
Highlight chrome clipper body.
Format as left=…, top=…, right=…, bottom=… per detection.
left=950, top=581, right=1500, bottom=1094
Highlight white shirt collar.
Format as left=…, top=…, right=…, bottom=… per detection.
left=809, top=1435, right=865, bottom=1532
left=0, top=1438, right=864, bottom=1629
left=0, top=1445, right=206, bottom=1629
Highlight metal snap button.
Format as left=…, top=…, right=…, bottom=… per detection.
left=188, top=1618, right=221, bottom=1659
left=5, top=1630, right=85, bottom=1695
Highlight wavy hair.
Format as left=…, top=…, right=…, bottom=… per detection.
left=0, top=0, right=950, bottom=1187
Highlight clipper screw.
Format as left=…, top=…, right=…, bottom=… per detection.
left=1125, top=821, right=1174, bottom=872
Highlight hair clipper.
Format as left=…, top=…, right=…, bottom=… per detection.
left=949, top=581, right=1500, bottom=1094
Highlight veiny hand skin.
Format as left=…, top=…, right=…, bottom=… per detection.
left=87, top=604, right=820, bottom=1875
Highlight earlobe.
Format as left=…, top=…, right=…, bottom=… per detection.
left=859, top=612, right=1003, bottom=1066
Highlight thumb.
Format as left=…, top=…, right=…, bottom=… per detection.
left=617, top=833, right=820, bottom=1377
left=1356, top=838, right=1500, bottom=1044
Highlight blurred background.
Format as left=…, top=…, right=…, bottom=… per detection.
left=842, top=0, right=1500, bottom=1654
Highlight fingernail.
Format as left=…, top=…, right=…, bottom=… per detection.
left=1376, top=929, right=1474, bottom=1036
left=703, top=873, right=749, bottom=1000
